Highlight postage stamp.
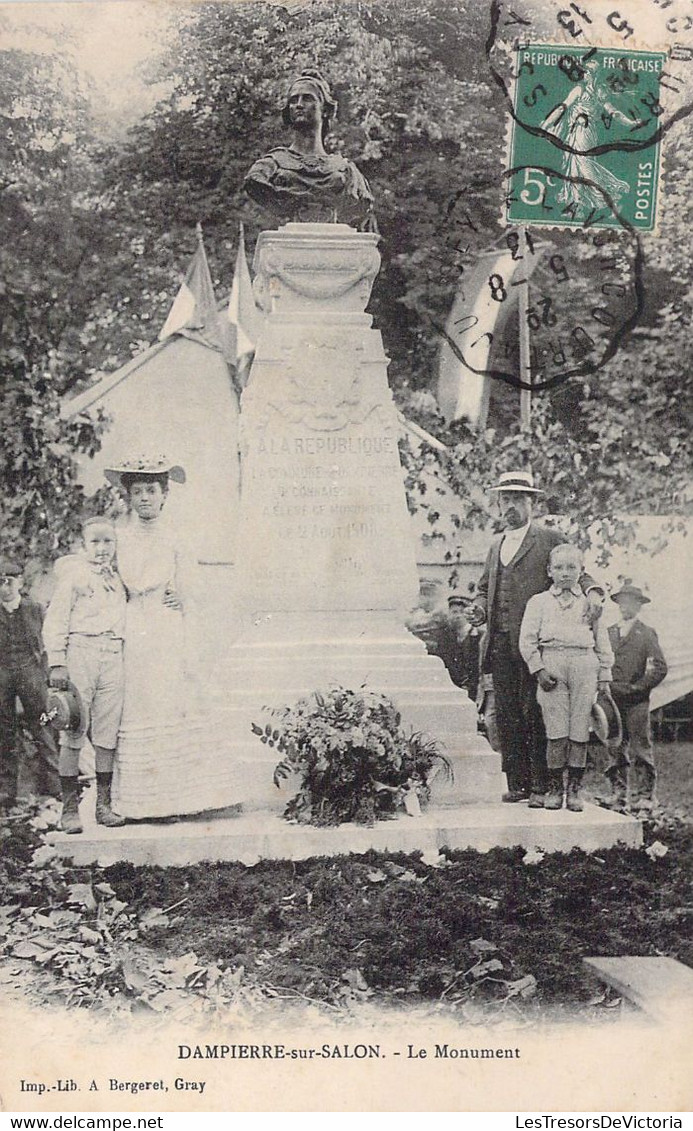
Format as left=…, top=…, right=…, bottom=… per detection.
left=505, top=44, right=667, bottom=231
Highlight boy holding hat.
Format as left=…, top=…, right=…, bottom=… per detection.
left=467, top=470, right=603, bottom=807
left=43, top=517, right=127, bottom=833
left=519, top=543, right=613, bottom=811
left=407, top=577, right=448, bottom=659
left=0, top=556, right=60, bottom=806
left=602, top=582, right=667, bottom=813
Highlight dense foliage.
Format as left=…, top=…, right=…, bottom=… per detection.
left=255, top=685, right=448, bottom=824
left=0, top=16, right=108, bottom=559
left=1, top=0, right=691, bottom=562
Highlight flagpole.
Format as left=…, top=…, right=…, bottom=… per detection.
left=518, top=225, right=532, bottom=428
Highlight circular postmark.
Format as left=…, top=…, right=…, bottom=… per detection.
left=486, top=0, right=693, bottom=161
left=426, top=0, right=693, bottom=400
left=432, top=191, right=643, bottom=397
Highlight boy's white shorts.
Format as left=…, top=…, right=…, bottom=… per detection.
left=61, top=634, right=124, bottom=751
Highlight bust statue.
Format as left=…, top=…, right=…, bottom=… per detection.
left=243, top=71, right=376, bottom=231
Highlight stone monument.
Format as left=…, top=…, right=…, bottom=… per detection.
left=50, top=76, right=642, bottom=864
left=221, top=73, right=501, bottom=811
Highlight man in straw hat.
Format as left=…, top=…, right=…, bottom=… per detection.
left=466, top=471, right=603, bottom=807
left=600, top=582, right=668, bottom=814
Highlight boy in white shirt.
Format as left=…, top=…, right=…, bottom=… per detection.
left=43, top=518, right=127, bottom=833
left=519, top=544, right=613, bottom=811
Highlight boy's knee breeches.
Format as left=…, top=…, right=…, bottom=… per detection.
left=60, top=636, right=124, bottom=751
left=537, top=649, right=599, bottom=742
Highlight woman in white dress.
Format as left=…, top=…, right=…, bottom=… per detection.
left=105, top=456, right=236, bottom=819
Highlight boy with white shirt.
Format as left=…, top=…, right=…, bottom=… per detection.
left=466, top=471, right=604, bottom=807
left=43, top=517, right=127, bottom=833
left=520, top=544, right=613, bottom=811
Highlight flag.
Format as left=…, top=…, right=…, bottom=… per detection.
left=227, top=222, right=263, bottom=389
left=436, top=240, right=545, bottom=427
left=159, top=225, right=223, bottom=349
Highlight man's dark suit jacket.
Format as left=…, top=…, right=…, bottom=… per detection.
left=608, top=621, right=667, bottom=705
left=475, top=522, right=598, bottom=673
left=0, top=598, right=49, bottom=675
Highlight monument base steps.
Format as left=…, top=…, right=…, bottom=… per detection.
left=213, top=610, right=503, bottom=810
left=49, top=796, right=641, bottom=867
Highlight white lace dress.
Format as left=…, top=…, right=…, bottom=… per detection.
left=112, top=514, right=236, bottom=819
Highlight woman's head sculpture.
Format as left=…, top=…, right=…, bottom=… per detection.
left=244, top=70, right=376, bottom=230
left=281, top=71, right=338, bottom=143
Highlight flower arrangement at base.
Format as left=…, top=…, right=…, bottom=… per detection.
left=251, top=685, right=451, bottom=826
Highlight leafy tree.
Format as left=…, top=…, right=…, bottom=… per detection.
left=0, top=19, right=106, bottom=561
left=1, top=0, right=690, bottom=563
left=96, top=0, right=690, bottom=547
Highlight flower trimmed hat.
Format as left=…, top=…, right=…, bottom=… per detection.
left=104, top=455, right=186, bottom=489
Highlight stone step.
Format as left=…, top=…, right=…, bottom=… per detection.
left=583, top=956, right=693, bottom=1022
left=48, top=801, right=641, bottom=868
left=214, top=703, right=488, bottom=756
left=214, top=744, right=502, bottom=811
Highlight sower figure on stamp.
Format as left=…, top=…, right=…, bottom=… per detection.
left=466, top=471, right=604, bottom=807
left=243, top=70, right=376, bottom=231
left=0, top=556, right=60, bottom=807
left=600, top=583, right=668, bottom=815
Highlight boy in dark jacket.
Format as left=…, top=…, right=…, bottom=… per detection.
left=602, top=583, right=668, bottom=814
left=0, top=557, right=60, bottom=806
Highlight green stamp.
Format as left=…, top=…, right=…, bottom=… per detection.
left=506, top=45, right=666, bottom=232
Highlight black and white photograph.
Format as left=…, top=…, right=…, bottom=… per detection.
left=0, top=0, right=691, bottom=1115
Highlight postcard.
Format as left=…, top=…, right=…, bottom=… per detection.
left=0, top=0, right=691, bottom=1115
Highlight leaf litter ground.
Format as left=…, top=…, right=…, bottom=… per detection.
left=1, top=744, right=691, bottom=1027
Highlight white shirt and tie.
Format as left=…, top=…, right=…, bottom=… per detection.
left=499, top=521, right=531, bottom=567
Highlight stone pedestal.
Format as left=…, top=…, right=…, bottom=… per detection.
left=51, top=802, right=643, bottom=867
left=222, top=223, right=501, bottom=810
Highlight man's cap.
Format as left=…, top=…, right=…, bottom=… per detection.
left=611, top=582, right=650, bottom=606
left=419, top=577, right=442, bottom=592
left=489, top=470, right=543, bottom=495
left=0, top=557, right=23, bottom=578
left=448, top=593, right=473, bottom=607
left=104, top=454, right=186, bottom=488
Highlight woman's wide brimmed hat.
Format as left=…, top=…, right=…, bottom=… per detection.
left=104, top=455, right=186, bottom=488
left=42, top=682, right=89, bottom=739
left=590, top=689, right=623, bottom=747
left=489, top=470, right=543, bottom=495
left=611, top=582, right=650, bottom=606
